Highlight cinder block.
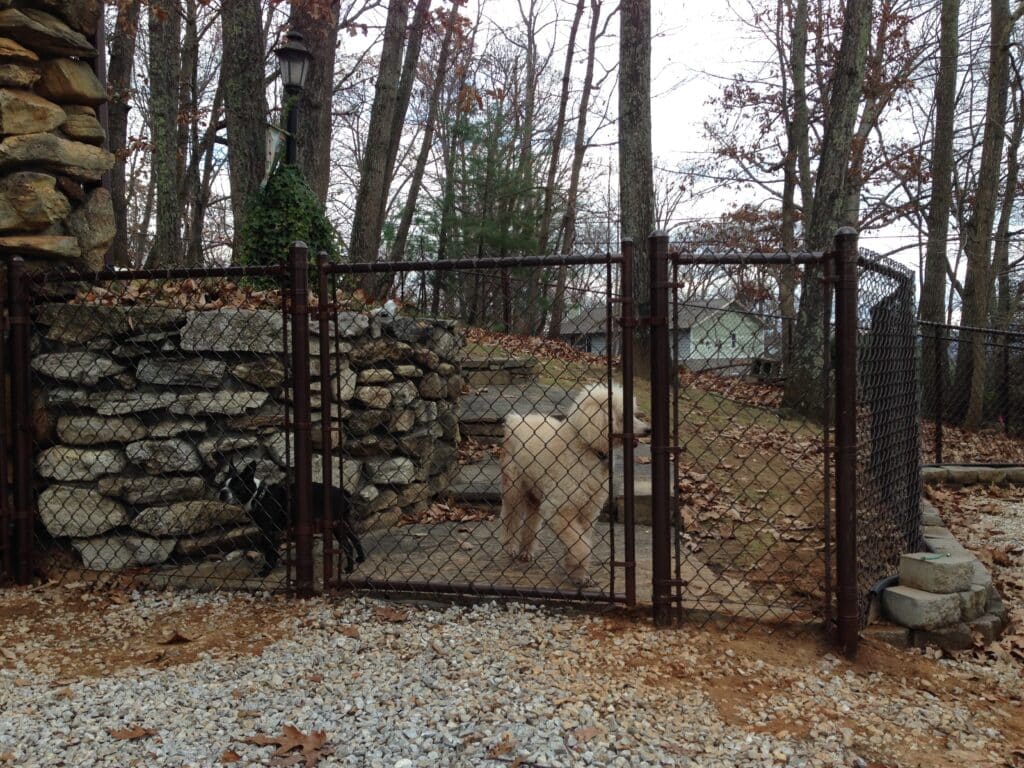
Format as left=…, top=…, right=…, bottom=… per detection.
left=899, top=552, right=974, bottom=593
left=921, top=467, right=949, bottom=485
left=883, top=585, right=961, bottom=629
left=970, top=560, right=993, bottom=591
left=912, top=622, right=973, bottom=652
left=958, top=584, right=987, bottom=621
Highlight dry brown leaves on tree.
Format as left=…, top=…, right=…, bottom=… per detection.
left=244, top=725, right=332, bottom=767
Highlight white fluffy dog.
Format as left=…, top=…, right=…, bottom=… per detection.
left=500, top=383, right=650, bottom=586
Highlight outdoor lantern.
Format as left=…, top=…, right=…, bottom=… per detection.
left=275, top=30, right=312, bottom=92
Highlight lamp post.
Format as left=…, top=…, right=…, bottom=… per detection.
left=274, top=30, right=312, bottom=165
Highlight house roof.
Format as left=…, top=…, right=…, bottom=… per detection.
left=560, top=297, right=740, bottom=335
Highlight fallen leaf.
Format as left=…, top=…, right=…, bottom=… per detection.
left=337, top=625, right=360, bottom=639
left=245, top=725, right=331, bottom=768
left=487, top=733, right=516, bottom=758
left=373, top=606, right=408, bottom=623
left=220, top=750, right=242, bottom=764
left=157, top=627, right=195, bottom=645
left=109, top=725, right=157, bottom=741
left=574, top=726, right=603, bottom=742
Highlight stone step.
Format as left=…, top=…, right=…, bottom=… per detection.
left=462, top=357, right=539, bottom=386
left=448, top=445, right=654, bottom=519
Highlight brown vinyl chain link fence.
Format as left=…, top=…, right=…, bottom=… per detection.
left=919, top=322, right=1024, bottom=465
left=2, top=231, right=927, bottom=657
left=855, top=251, right=924, bottom=625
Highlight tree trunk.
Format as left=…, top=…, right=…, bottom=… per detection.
left=383, top=0, right=432, bottom=195
left=782, top=0, right=872, bottom=416
left=222, top=0, right=267, bottom=257
left=618, top=0, right=655, bottom=377
left=107, top=0, right=139, bottom=268
left=778, top=0, right=809, bottom=369
left=549, top=0, right=602, bottom=339
left=350, top=0, right=411, bottom=297
left=392, top=3, right=458, bottom=264
left=992, top=73, right=1024, bottom=328
left=920, top=0, right=959, bottom=417
left=289, top=1, right=340, bottom=203
left=146, top=0, right=182, bottom=267
left=954, top=0, right=1016, bottom=428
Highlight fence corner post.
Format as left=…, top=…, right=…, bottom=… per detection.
left=288, top=242, right=315, bottom=597
left=648, top=230, right=673, bottom=627
left=833, top=227, right=859, bottom=659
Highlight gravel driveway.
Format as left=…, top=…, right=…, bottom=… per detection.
left=1, top=583, right=1021, bottom=768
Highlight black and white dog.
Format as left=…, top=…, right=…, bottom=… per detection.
left=219, top=463, right=365, bottom=576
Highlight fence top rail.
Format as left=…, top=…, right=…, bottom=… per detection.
left=919, top=320, right=1024, bottom=340
left=857, top=252, right=913, bottom=283
left=324, top=253, right=622, bottom=275
left=25, top=264, right=285, bottom=284
left=668, top=250, right=824, bottom=266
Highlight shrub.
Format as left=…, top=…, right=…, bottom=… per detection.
left=237, top=164, right=340, bottom=266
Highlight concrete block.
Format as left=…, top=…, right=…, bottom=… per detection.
left=1005, top=467, right=1024, bottom=484
left=986, top=590, right=1008, bottom=624
left=969, top=614, right=1003, bottom=644
left=921, top=525, right=955, bottom=540
left=958, top=584, right=987, bottom=621
left=970, top=560, right=993, bottom=591
left=899, top=552, right=974, bottom=593
left=944, top=466, right=980, bottom=485
left=924, top=537, right=969, bottom=558
left=919, top=499, right=944, bottom=527
left=912, top=622, right=973, bottom=652
left=920, top=467, right=949, bottom=485
left=883, top=585, right=961, bottom=629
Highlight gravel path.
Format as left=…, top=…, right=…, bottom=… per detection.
left=0, top=585, right=1021, bottom=767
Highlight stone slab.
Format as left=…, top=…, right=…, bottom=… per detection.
left=899, top=552, right=974, bottom=593
left=883, top=585, right=961, bottom=629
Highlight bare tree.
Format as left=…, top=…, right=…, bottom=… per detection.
left=618, top=0, right=655, bottom=376
left=783, top=0, right=873, bottom=415
left=107, top=0, right=140, bottom=268
left=222, top=0, right=267, bottom=254
left=147, top=0, right=183, bottom=267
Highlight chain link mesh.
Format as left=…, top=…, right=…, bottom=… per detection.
left=24, top=269, right=297, bottom=591
left=666, top=249, right=829, bottom=629
left=919, top=322, right=1024, bottom=464
left=856, top=251, right=923, bottom=624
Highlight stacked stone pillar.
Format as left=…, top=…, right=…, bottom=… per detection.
left=0, top=2, right=113, bottom=273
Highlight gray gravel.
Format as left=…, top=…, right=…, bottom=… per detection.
left=0, top=589, right=1020, bottom=767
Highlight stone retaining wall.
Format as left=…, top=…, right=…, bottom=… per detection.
left=30, top=302, right=463, bottom=572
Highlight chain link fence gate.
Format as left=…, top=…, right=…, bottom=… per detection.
left=645, top=230, right=922, bottom=657
left=314, top=251, right=639, bottom=606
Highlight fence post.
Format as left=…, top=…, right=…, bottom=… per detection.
left=833, top=227, right=859, bottom=658
left=648, top=231, right=673, bottom=627
left=620, top=239, right=636, bottom=606
left=7, top=257, right=32, bottom=585
left=316, top=251, right=335, bottom=586
left=288, top=242, right=315, bottom=596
